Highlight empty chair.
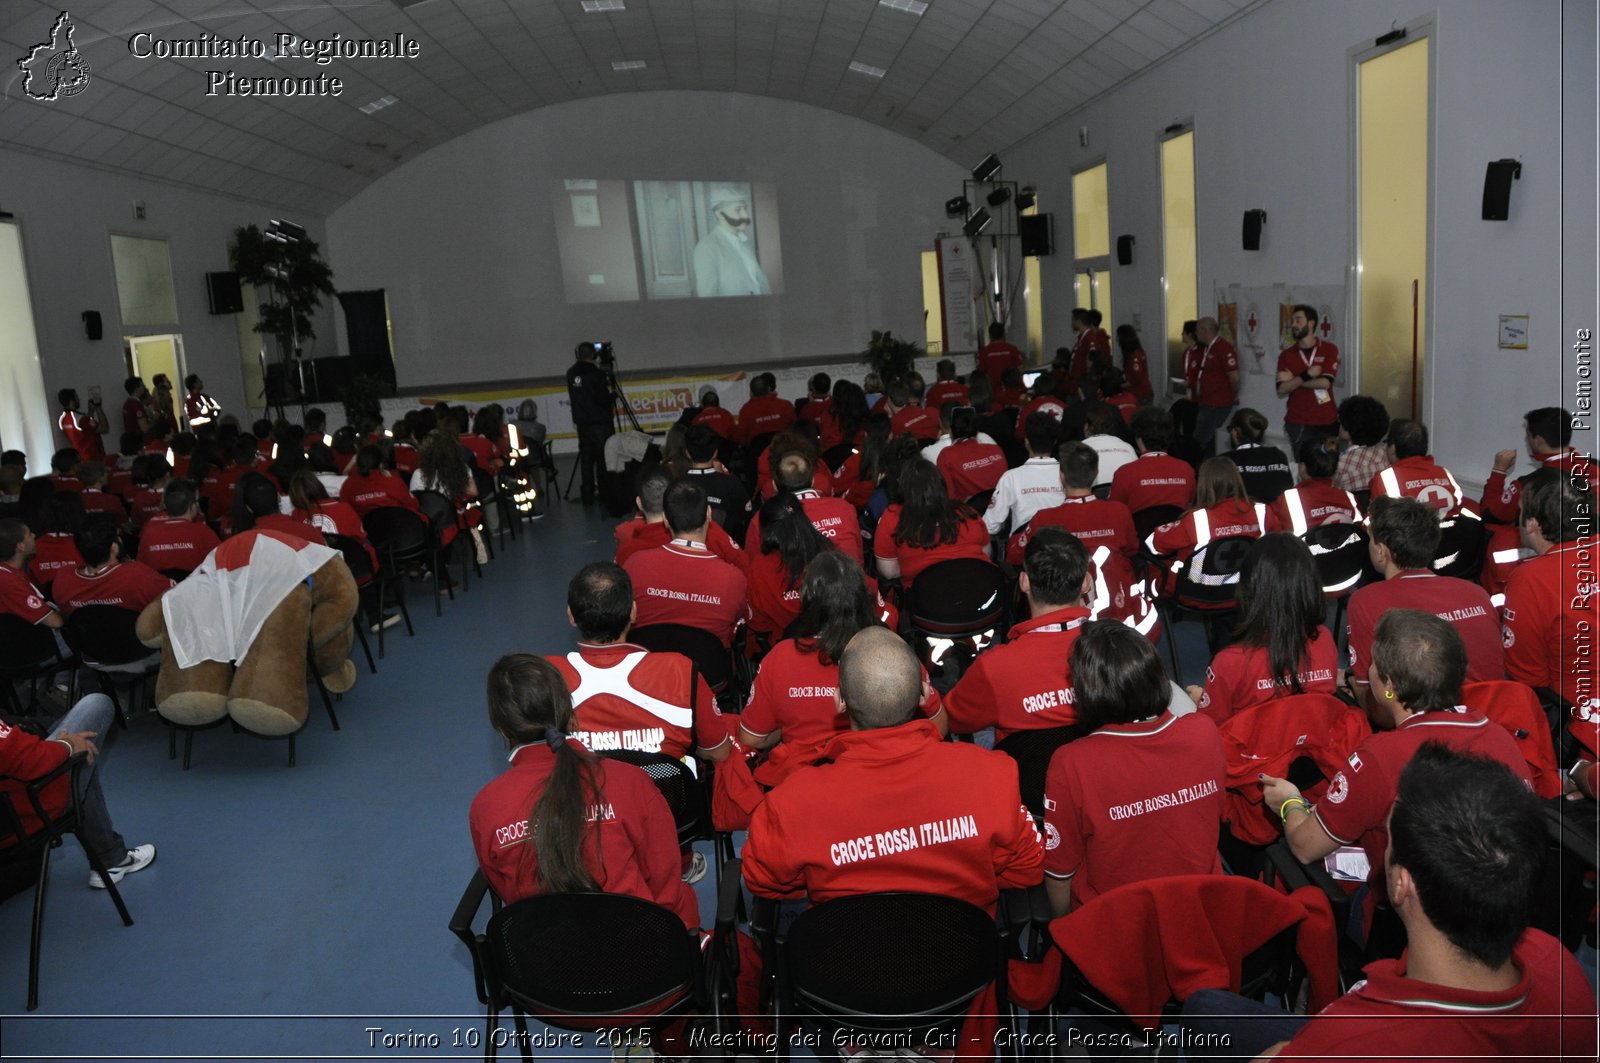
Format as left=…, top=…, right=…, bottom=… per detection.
left=360, top=506, right=429, bottom=644
left=904, top=558, right=1007, bottom=684
left=0, top=615, right=76, bottom=716
left=62, top=606, right=159, bottom=725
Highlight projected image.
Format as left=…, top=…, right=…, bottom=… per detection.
left=552, top=179, right=782, bottom=304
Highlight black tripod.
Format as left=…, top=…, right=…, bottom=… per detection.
left=562, top=360, right=644, bottom=500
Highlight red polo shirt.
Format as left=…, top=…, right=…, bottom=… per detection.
left=924, top=381, right=969, bottom=411
left=735, top=394, right=796, bottom=444
left=936, top=439, right=1007, bottom=501
left=1109, top=452, right=1196, bottom=513
left=976, top=340, right=1025, bottom=386
left=57, top=410, right=106, bottom=461
left=740, top=638, right=941, bottom=787
left=890, top=404, right=941, bottom=443
left=1276, top=340, right=1340, bottom=427
left=614, top=517, right=747, bottom=572
left=1279, top=928, right=1595, bottom=1062
left=693, top=405, right=738, bottom=441
left=873, top=504, right=992, bottom=584
left=137, top=514, right=221, bottom=574
left=1346, top=571, right=1504, bottom=683
left=78, top=489, right=127, bottom=521
left=1042, top=712, right=1227, bottom=907
left=51, top=560, right=173, bottom=615
left=339, top=471, right=420, bottom=517
left=623, top=539, right=749, bottom=648
left=743, top=489, right=862, bottom=564
left=743, top=719, right=1044, bottom=914
left=548, top=642, right=727, bottom=761
left=1193, top=337, right=1239, bottom=407
left=0, top=564, right=54, bottom=624
left=1013, top=496, right=1138, bottom=567
left=946, top=607, right=1090, bottom=739
left=1195, top=626, right=1340, bottom=726
left=1312, top=709, right=1529, bottom=904
left=1369, top=455, right=1465, bottom=516
left=28, top=533, right=83, bottom=592
left=1266, top=479, right=1361, bottom=535
left=469, top=743, right=699, bottom=929
left=1502, top=542, right=1600, bottom=710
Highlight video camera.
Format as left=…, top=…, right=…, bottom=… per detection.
left=578, top=340, right=616, bottom=371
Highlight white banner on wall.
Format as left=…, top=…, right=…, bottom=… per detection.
left=1214, top=284, right=1347, bottom=380
left=936, top=238, right=981, bottom=353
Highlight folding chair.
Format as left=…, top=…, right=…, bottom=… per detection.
left=414, top=489, right=474, bottom=607
left=0, top=753, right=134, bottom=1010
left=361, top=506, right=427, bottom=648
left=1300, top=522, right=1369, bottom=654
left=0, top=615, right=77, bottom=717
left=904, top=558, right=1008, bottom=687
left=628, top=622, right=740, bottom=709
left=1433, top=512, right=1488, bottom=582
left=322, top=533, right=378, bottom=674
left=61, top=606, right=160, bottom=727
left=1149, top=534, right=1258, bottom=676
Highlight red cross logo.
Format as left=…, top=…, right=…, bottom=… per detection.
left=1320, top=318, right=1333, bottom=336
left=1246, top=312, right=1257, bottom=333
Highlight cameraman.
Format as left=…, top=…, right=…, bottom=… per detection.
left=566, top=343, right=614, bottom=505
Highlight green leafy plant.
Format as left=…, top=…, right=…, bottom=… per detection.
left=340, top=373, right=394, bottom=427
left=862, top=329, right=923, bottom=383
left=230, top=223, right=336, bottom=359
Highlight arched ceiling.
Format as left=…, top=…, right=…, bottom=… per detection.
left=2, top=0, right=1264, bottom=214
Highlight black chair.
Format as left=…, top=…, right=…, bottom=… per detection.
left=0, top=753, right=134, bottom=1010
left=414, top=489, right=472, bottom=609
left=449, top=872, right=719, bottom=1063
left=771, top=892, right=1006, bottom=1061
left=821, top=442, right=855, bottom=476
left=360, top=506, right=428, bottom=650
left=904, top=559, right=1008, bottom=687
left=595, top=749, right=707, bottom=850
left=996, top=724, right=1087, bottom=824
left=1301, top=522, right=1370, bottom=654
left=62, top=606, right=160, bottom=727
left=322, top=533, right=378, bottom=674
left=1532, top=798, right=1598, bottom=953
left=0, top=615, right=77, bottom=717
left=1150, top=534, right=1259, bottom=676
left=1131, top=504, right=1185, bottom=545
left=629, top=623, right=737, bottom=706
left=1433, top=512, right=1488, bottom=582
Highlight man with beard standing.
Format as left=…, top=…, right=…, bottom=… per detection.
left=1275, top=304, right=1340, bottom=450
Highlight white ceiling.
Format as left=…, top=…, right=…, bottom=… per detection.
left=1, top=0, right=1265, bottom=214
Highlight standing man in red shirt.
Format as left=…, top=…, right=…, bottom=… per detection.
left=623, top=479, right=749, bottom=649
left=183, top=374, right=222, bottom=429
left=734, top=373, right=794, bottom=445
left=1345, top=497, right=1504, bottom=707
left=1189, top=317, right=1240, bottom=456
left=57, top=388, right=108, bottom=462
left=1369, top=419, right=1466, bottom=516
left=975, top=321, right=1025, bottom=388
left=1501, top=469, right=1600, bottom=714
left=51, top=513, right=174, bottom=615
left=120, top=377, right=153, bottom=440
left=1274, top=304, right=1340, bottom=450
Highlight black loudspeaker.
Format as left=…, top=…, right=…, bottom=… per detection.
left=1018, top=213, right=1053, bottom=256
left=206, top=270, right=244, bottom=314
left=1116, top=234, right=1135, bottom=265
left=1481, top=159, right=1522, bottom=220
left=1242, top=209, right=1267, bottom=251
left=81, top=310, right=102, bottom=341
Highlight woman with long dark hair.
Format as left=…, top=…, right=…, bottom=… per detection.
left=339, top=443, right=421, bottom=517
left=469, top=653, right=699, bottom=927
left=1147, top=456, right=1266, bottom=592
left=832, top=413, right=892, bottom=510
left=746, top=494, right=835, bottom=647
left=873, top=457, right=991, bottom=584
left=1185, top=534, right=1340, bottom=724
left=231, top=471, right=321, bottom=543
left=1116, top=324, right=1153, bottom=404
left=738, top=552, right=944, bottom=785
left=821, top=379, right=870, bottom=453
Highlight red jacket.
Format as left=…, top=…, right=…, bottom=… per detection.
left=742, top=719, right=1043, bottom=913
left=1217, top=692, right=1370, bottom=846
left=1368, top=455, right=1465, bottom=516
left=935, top=439, right=1007, bottom=501
left=693, top=405, right=738, bottom=441
left=1502, top=541, right=1600, bottom=709
left=0, top=721, right=75, bottom=842
left=890, top=404, right=940, bottom=443
left=1109, top=453, right=1196, bottom=514
left=945, top=607, right=1089, bottom=738
left=1124, top=348, right=1153, bottom=401
left=1266, top=479, right=1360, bottom=535
left=735, top=394, right=796, bottom=444
left=1460, top=680, right=1564, bottom=798
left=549, top=642, right=728, bottom=761
left=339, top=470, right=421, bottom=517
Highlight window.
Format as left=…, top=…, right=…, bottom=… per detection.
left=1021, top=203, right=1043, bottom=363
left=0, top=220, right=53, bottom=461
left=921, top=250, right=943, bottom=353
left=1160, top=129, right=1197, bottom=386
left=110, top=234, right=179, bottom=328
left=1071, top=163, right=1112, bottom=326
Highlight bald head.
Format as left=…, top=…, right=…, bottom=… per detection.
left=838, top=627, right=922, bottom=730
left=1196, top=317, right=1219, bottom=341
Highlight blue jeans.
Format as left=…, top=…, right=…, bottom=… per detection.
left=1194, top=405, right=1235, bottom=457
left=50, top=694, right=127, bottom=867
left=1180, top=989, right=1308, bottom=1060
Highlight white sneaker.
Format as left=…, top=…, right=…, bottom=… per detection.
left=680, top=850, right=707, bottom=884
left=369, top=612, right=401, bottom=633
left=88, top=844, right=156, bottom=889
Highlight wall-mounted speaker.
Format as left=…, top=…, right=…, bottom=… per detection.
left=1116, top=234, right=1135, bottom=265
left=1481, top=159, right=1522, bottom=220
left=82, top=310, right=102, bottom=341
left=1242, top=209, right=1267, bottom=251
left=1019, top=213, right=1054, bottom=257
left=207, top=270, right=244, bottom=314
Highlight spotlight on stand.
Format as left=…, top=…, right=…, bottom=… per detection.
left=945, top=195, right=970, bottom=217
left=962, top=209, right=992, bottom=238
left=986, top=186, right=1011, bottom=208
left=971, top=153, right=1002, bottom=182
left=266, top=218, right=307, bottom=244
left=1015, top=187, right=1036, bottom=211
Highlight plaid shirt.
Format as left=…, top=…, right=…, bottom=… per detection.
left=1334, top=444, right=1389, bottom=493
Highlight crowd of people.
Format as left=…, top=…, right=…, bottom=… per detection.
left=6, top=327, right=1597, bottom=1056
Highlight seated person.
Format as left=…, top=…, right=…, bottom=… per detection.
left=48, top=447, right=83, bottom=493
left=51, top=512, right=174, bottom=615
left=1146, top=457, right=1266, bottom=592
left=1013, top=376, right=1068, bottom=439
left=1185, top=535, right=1339, bottom=725
left=742, top=626, right=1042, bottom=913
left=1346, top=497, right=1504, bottom=704
left=1189, top=744, right=1595, bottom=1060
left=0, top=518, right=64, bottom=629
left=136, top=479, right=220, bottom=575
left=690, top=387, right=738, bottom=441
left=920, top=400, right=999, bottom=466
left=616, top=464, right=745, bottom=571
left=1042, top=621, right=1226, bottom=915
left=469, top=653, right=698, bottom=927
left=1097, top=367, right=1139, bottom=424
left=1012, top=443, right=1138, bottom=567
left=934, top=406, right=1007, bottom=503
left=288, top=469, right=378, bottom=569
left=830, top=414, right=892, bottom=512
left=1369, top=417, right=1466, bottom=516
left=818, top=380, right=869, bottom=454
left=946, top=528, right=1093, bottom=739
left=1220, top=407, right=1293, bottom=504
left=1480, top=406, right=1599, bottom=595
left=1262, top=610, right=1530, bottom=939
left=550, top=562, right=730, bottom=767
left=231, top=473, right=322, bottom=545
left=744, top=448, right=862, bottom=564
left=873, top=458, right=992, bottom=585
left=0, top=692, right=155, bottom=889
left=126, top=455, right=173, bottom=528
left=923, top=358, right=969, bottom=412
left=74, top=462, right=128, bottom=520
left=28, top=491, right=86, bottom=594
left=752, top=432, right=835, bottom=503
left=1267, top=434, right=1361, bottom=535
left=1081, top=403, right=1137, bottom=488
left=984, top=411, right=1064, bottom=538
left=738, top=553, right=943, bottom=787
left=734, top=373, right=796, bottom=446
left=410, top=427, right=480, bottom=546
left=623, top=478, right=749, bottom=649
left=681, top=425, right=750, bottom=543
left=1110, top=406, right=1196, bottom=514
left=796, top=372, right=834, bottom=426
left=744, top=494, right=833, bottom=650
left=1332, top=394, right=1391, bottom=494
left=339, top=444, right=421, bottom=518
left=884, top=379, right=940, bottom=443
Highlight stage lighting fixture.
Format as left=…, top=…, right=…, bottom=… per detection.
left=1016, top=187, right=1036, bottom=211
left=266, top=219, right=307, bottom=243
left=971, top=153, right=1001, bottom=182
left=963, top=209, right=992, bottom=238
left=945, top=195, right=970, bottom=217
left=986, top=186, right=1011, bottom=208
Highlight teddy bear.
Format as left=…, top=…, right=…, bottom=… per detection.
left=135, top=530, right=360, bottom=737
